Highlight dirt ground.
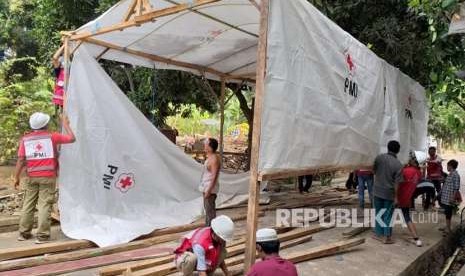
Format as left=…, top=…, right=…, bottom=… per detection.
left=1, top=153, right=465, bottom=275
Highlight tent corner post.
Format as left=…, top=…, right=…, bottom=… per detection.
left=63, top=36, right=71, bottom=113
left=244, top=0, right=270, bottom=272
left=219, top=77, right=226, bottom=165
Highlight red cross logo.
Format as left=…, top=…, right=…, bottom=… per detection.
left=119, top=176, right=133, bottom=189
left=115, top=173, right=135, bottom=193
left=346, top=54, right=355, bottom=72
left=35, top=143, right=43, bottom=152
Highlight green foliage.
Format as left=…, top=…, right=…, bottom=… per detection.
left=0, top=60, right=55, bottom=163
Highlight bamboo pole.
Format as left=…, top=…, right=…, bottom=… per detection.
left=219, top=78, right=226, bottom=162
left=70, top=0, right=220, bottom=41
left=81, top=37, right=253, bottom=83
left=243, top=0, right=269, bottom=272
left=63, top=37, right=70, bottom=113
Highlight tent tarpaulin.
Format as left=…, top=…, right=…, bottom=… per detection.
left=59, top=0, right=428, bottom=247
left=60, top=45, right=250, bottom=247
left=257, top=0, right=428, bottom=175
left=71, top=0, right=261, bottom=81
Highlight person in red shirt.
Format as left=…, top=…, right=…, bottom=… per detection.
left=396, top=151, right=424, bottom=247
left=426, top=146, right=444, bottom=202
left=14, top=112, right=75, bottom=243
left=247, top=228, right=298, bottom=276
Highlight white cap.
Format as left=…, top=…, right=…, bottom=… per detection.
left=211, top=215, right=234, bottom=242
left=256, top=228, right=278, bottom=242
left=29, top=112, right=50, bottom=130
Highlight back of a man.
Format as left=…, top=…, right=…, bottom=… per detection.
left=372, top=140, right=403, bottom=244
left=247, top=228, right=298, bottom=276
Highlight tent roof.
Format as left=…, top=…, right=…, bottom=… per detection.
left=68, top=0, right=261, bottom=82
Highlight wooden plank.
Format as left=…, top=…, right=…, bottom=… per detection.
left=126, top=226, right=328, bottom=276
left=219, top=78, right=226, bottom=159
left=231, top=238, right=366, bottom=275
left=244, top=0, right=269, bottom=271
left=0, top=240, right=94, bottom=262
left=70, top=0, right=220, bottom=41
left=0, top=212, right=254, bottom=271
left=0, top=247, right=172, bottom=276
left=259, top=165, right=373, bottom=181
left=0, top=233, right=180, bottom=272
left=342, top=227, right=370, bottom=238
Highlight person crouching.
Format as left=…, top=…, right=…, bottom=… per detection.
left=174, top=215, right=234, bottom=276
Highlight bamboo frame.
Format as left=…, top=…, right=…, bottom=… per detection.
left=69, top=0, right=220, bottom=41
left=81, top=37, right=253, bottom=82
left=219, top=78, right=226, bottom=161
left=243, top=0, right=269, bottom=271
left=63, top=37, right=70, bottom=113
left=259, top=165, right=374, bottom=181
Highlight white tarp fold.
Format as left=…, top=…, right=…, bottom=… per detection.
left=59, top=46, right=249, bottom=247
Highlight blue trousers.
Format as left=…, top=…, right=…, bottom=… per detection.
left=374, top=196, right=394, bottom=237
left=358, top=175, right=374, bottom=207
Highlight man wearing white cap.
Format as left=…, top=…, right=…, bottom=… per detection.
left=14, top=112, right=75, bottom=243
left=174, top=215, right=234, bottom=276
left=247, top=228, right=297, bottom=276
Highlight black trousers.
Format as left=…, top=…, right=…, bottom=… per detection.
left=298, top=175, right=313, bottom=192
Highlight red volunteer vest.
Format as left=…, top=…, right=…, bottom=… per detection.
left=22, top=132, right=57, bottom=177
left=174, top=227, right=222, bottom=270
left=53, top=68, right=64, bottom=106
left=427, top=156, right=443, bottom=180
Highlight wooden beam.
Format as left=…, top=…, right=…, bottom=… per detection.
left=123, top=0, right=139, bottom=22
left=83, top=37, right=230, bottom=80
left=70, top=0, right=220, bottom=41
left=219, top=78, right=226, bottom=160
left=233, top=238, right=366, bottom=275
left=0, top=212, right=255, bottom=271
left=243, top=0, right=269, bottom=272
left=122, top=226, right=324, bottom=276
left=259, top=165, right=374, bottom=181
left=248, top=0, right=260, bottom=10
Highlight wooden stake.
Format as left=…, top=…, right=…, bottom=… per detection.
left=243, top=0, right=269, bottom=272
left=219, top=78, right=226, bottom=161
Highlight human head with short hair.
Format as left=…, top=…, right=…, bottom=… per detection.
left=447, top=159, right=458, bottom=172
left=387, top=140, right=400, bottom=154
left=428, top=146, right=437, bottom=157
left=29, top=112, right=50, bottom=130
left=255, top=228, right=280, bottom=259
left=204, top=138, right=219, bottom=154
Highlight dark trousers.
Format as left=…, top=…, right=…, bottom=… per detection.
left=298, top=175, right=313, bottom=192
left=204, top=194, right=217, bottom=226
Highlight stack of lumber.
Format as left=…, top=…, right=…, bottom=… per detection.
left=0, top=187, right=363, bottom=276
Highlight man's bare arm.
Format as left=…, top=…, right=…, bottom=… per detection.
left=61, top=114, right=76, bottom=143
left=14, top=158, right=26, bottom=190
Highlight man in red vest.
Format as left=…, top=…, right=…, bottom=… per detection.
left=174, top=215, right=234, bottom=276
left=426, top=146, right=444, bottom=202
left=14, top=112, right=75, bottom=243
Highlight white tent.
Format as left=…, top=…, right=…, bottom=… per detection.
left=60, top=0, right=428, bottom=268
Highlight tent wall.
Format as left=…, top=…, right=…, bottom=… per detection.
left=257, top=0, right=428, bottom=177
left=59, top=45, right=250, bottom=247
